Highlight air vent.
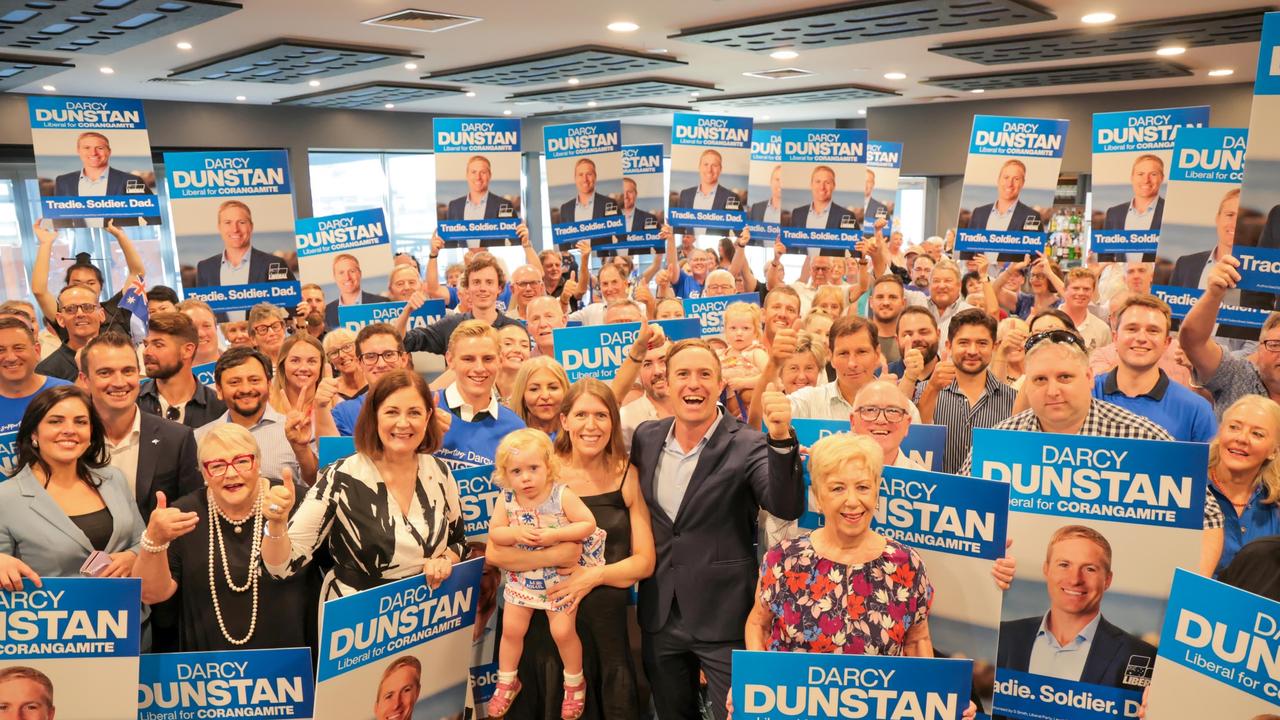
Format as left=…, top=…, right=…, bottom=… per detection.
left=742, top=67, right=813, bottom=80
left=146, top=77, right=206, bottom=86
left=363, top=9, right=481, bottom=33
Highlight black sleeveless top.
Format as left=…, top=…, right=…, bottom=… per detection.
left=69, top=507, right=113, bottom=551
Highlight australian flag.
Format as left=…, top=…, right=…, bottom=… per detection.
left=118, top=274, right=148, bottom=343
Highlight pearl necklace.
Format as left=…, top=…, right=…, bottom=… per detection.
left=207, top=488, right=264, bottom=645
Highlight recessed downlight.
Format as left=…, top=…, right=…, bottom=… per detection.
left=42, top=85, right=55, bottom=92
left=770, top=49, right=799, bottom=60
left=99, top=66, right=115, bottom=75
left=1208, top=68, right=1235, bottom=77
left=308, top=80, right=320, bottom=87
left=235, top=95, right=246, bottom=101
left=567, top=78, right=580, bottom=85
left=503, top=109, right=512, bottom=115
left=883, top=71, right=907, bottom=80
left=465, top=91, right=476, bottom=97
left=970, top=88, right=986, bottom=93
left=607, top=21, right=638, bottom=32
left=176, top=41, right=192, bottom=50
left=1156, top=46, right=1186, bottom=56
left=586, top=101, right=598, bottom=107
left=403, top=62, right=418, bottom=70
left=385, top=103, right=395, bottom=109
left=1081, top=12, right=1116, bottom=24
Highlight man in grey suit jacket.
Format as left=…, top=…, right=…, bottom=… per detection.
left=629, top=338, right=803, bottom=720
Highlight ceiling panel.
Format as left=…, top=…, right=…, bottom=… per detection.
left=0, top=53, right=74, bottom=91
left=426, top=45, right=686, bottom=87
left=694, top=83, right=898, bottom=107
left=168, top=38, right=421, bottom=83
left=0, top=0, right=240, bottom=54
left=529, top=102, right=688, bottom=123
left=932, top=8, right=1269, bottom=64
left=509, top=77, right=717, bottom=104
left=276, top=81, right=462, bottom=109
left=670, top=0, right=1055, bottom=52
left=924, top=60, right=1193, bottom=91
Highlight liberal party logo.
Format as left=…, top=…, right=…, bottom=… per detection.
left=1123, top=654, right=1153, bottom=687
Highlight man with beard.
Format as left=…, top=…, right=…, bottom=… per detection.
left=524, top=296, right=565, bottom=358
left=906, top=254, right=934, bottom=296
left=197, top=345, right=316, bottom=485
left=316, top=323, right=410, bottom=437
left=889, top=306, right=940, bottom=400
left=869, top=275, right=908, bottom=364
left=137, top=312, right=226, bottom=430
left=617, top=323, right=674, bottom=451
left=323, top=253, right=389, bottom=329
left=926, top=260, right=975, bottom=343
left=35, top=284, right=104, bottom=382
left=916, top=309, right=1015, bottom=474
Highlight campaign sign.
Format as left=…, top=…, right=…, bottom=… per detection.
left=433, top=118, right=522, bottom=246
left=668, top=113, right=752, bottom=231
left=589, top=144, right=665, bottom=257
left=192, top=361, right=216, bottom=388
left=166, top=150, right=298, bottom=313
left=318, top=436, right=355, bottom=469
left=544, top=121, right=625, bottom=245
left=554, top=318, right=702, bottom=382
left=972, top=429, right=1207, bottom=720
left=1231, top=12, right=1280, bottom=310
left=683, top=292, right=760, bottom=338
left=296, top=208, right=394, bottom=311
left=337, top=299, right=446, bottom=335
left=954, top=115, right=1069, bottom=259
left=745, top=129, right=782, bottom=244
left=0, top=577, right=141, bottom=719
left=0, top=431, right=18, bottom=478
left=314, top=559, right=482, bottom=720
left=731, top=650, right=973, bottom=720
left=1089, top=106, right=1210, bottom=259
left=454, top=464, right=497, bottom=540
left=138, top=647, right=314, bottom=720
left=1145, top=569, right=1280, bottom=716
left=780, top=128, right=867, bottom=255
left=28, top=96, right=162, bottom=225
left=1153, top=284, right=1267, bottom=327
left=900, top=423, right=946, bottom=472
left=864, top=140, right=903, bottom=237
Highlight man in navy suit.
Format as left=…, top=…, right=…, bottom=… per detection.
left=444, top=155, right=513, bottom=221
left=1258, top=203, right=1280, bottom=248
left=323, top=253, right=390, bottom=329
left=1170, top=188, right=1239, bottom=287
left=997, top=525, right=1155, bottom=692
left=789, top=165, right=853, bottom=230
left=51, top=131, right=158, bottom=228
left=621, top=177, right=658, bottom=233
left=630, top=338, right=803, bottom=720
left=967, top=159, right=1041, bottom=232
left=557, top=157, right=617, bottom=223
left=194, top=200, right=296, bottom=288
left=1101, top=155, right=1165, bottom=231
left=675, top=148, right=739, bottom=212
left=748, top=164, right=785, bottom=225
left=860, top=167, right=889, bottom=226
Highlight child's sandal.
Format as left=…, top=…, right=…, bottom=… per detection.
left=561, top=679, right=586, bottom=720
left=487, top=678, right=522, bottom=717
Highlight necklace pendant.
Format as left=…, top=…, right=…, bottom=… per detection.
left=234, top=525, right=243, bottom=534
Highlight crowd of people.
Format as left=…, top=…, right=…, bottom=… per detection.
left=0, top=215, right=1276, bottom=720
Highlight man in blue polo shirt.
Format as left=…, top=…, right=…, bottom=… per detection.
left=1091, top=294, right=1215, bottom=442
left=0, top=317, right=70, bottom=436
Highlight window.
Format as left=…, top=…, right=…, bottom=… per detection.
left=898, top=176, right=926, bottom=245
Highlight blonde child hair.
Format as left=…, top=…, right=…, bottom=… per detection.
left=493, top=428, right=561, bottom=490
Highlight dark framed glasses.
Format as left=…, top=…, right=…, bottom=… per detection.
left=1024, top=329, right=1087, bottom=354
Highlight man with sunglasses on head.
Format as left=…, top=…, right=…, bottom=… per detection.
left=34, top=283, right=105, bottom=382
left=137, top=312, right=226, bottom=430
left=315, top=323, right=410, bottom=438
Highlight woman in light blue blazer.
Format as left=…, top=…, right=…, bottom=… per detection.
left=0, top=385, right=143, bottom=589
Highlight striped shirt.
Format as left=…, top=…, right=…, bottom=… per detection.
left=932, top=372, right=1016, bottom=474
left=959, top=398, right=1224, bottom=529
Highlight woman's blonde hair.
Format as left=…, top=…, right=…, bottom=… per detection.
left=808, top=432, right=883, bottom=493
left=812, top=284, right=846, bottom=314
left=493, top=428, right=560, bottom=490
left=1211, top=395, right=1280, bottom=504
left=509, top=357, right=570, bottom=424
left=269, top=332, right=328, bottom=413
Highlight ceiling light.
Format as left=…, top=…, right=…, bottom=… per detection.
left=235, top=95, right=246, bottom=101
left=567, top=78, right=580, bottom=85
left=607, top=21, right=639, bottom=33
left=176, top=41, right=192, bottom=50
left=384, top=103, right=395, bottom=109
left=970, top=88, right=986, bottom=93
left=1208, top=68, right=1235, bottom=77
left=587, top=101, right=598, bottom=107
left=465, top=91, right=476, bottom=97
left=403, top=62, right=418, bottom=70
left=689, top=91, right=700, bottom=97
left=308, top=80, right=320, bottom=87
left=503, top=109, right=512, bottom=115
left=42, top=85, right=55, bottom=92
left=647, top=48, right=668, bottom=54
left=1156, top=46, right=1186, bottom=56
left=1081, top=12, right=1116, bottom=24
left=857, top=108, right=867, bottom=116
left=770, top=49, right=799, bottom=60
left=99, top=66, right=114, bottom=75
left=883, top=71, right=906, bottom=80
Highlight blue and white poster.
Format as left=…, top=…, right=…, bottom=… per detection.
left=433, top=118, right=522, bottom=246
left=592, top=144, right=664, bottom=257
left=780, top=128, right=867, bottom=255
left=554, top=317, right=701, bottom=382
left=317, top=436, right=355, bottom=469
left=745, top=129, right=782, bottom=245
left=454, top=464, right=497, bottom=541
left=192, top=361, right=216, bottom=387
left=0, top=577, right=141, bottom=719
left=668, top=113, right=752, bottom=231
left=544, top=121, right=625, bottom=246
left=864, top=140, right=903, bottom=237
left=166, top=149, right=299, bottom=313
left=954, top=116, right=1069, bottom=259
left=296, top=208, right=393, bottom=320
left=682, top=292, right=760, bottom=338
left=337, top=299, right=445, bottom=335
left=972, top=429, right=1207, bottom=720
left=1089, top=106, right=1209, bottom=260
left=138, top=647, right=314, bottom=720
left=0, top=430, right=18, bottom=477
left=28, top=96, right=161, bottom=227
left=900, top=423, right=946, bottom=473
left=1232, top=11, right=1280, bottom=310
left=1144, top=569, right=1280, bottom=717
left=314, top=559, right=483, bottom=720
left=731, top=650, right=973, bottom=720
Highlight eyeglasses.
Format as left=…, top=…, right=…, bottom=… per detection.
left=252, top=321, right=284, bottom=336
left=202, top=454, right=256, bottom=477
left=855, top=405, right=908, bottom=423
left=1261, top=339, right=1280, bottom=352
left=1024, top=329, right=1087, bottom=354
left=327, top=343, right=355, bottom=361
left=513, top=280, right=542, bottom=289
left=59, top=303, right=100, bottom=316
left=360, top=350, right=403, bottom=365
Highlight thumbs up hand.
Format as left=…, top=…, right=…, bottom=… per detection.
left=769, top=318, right=803, bottom=364
left=760, top=383, right=793, bottom=441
